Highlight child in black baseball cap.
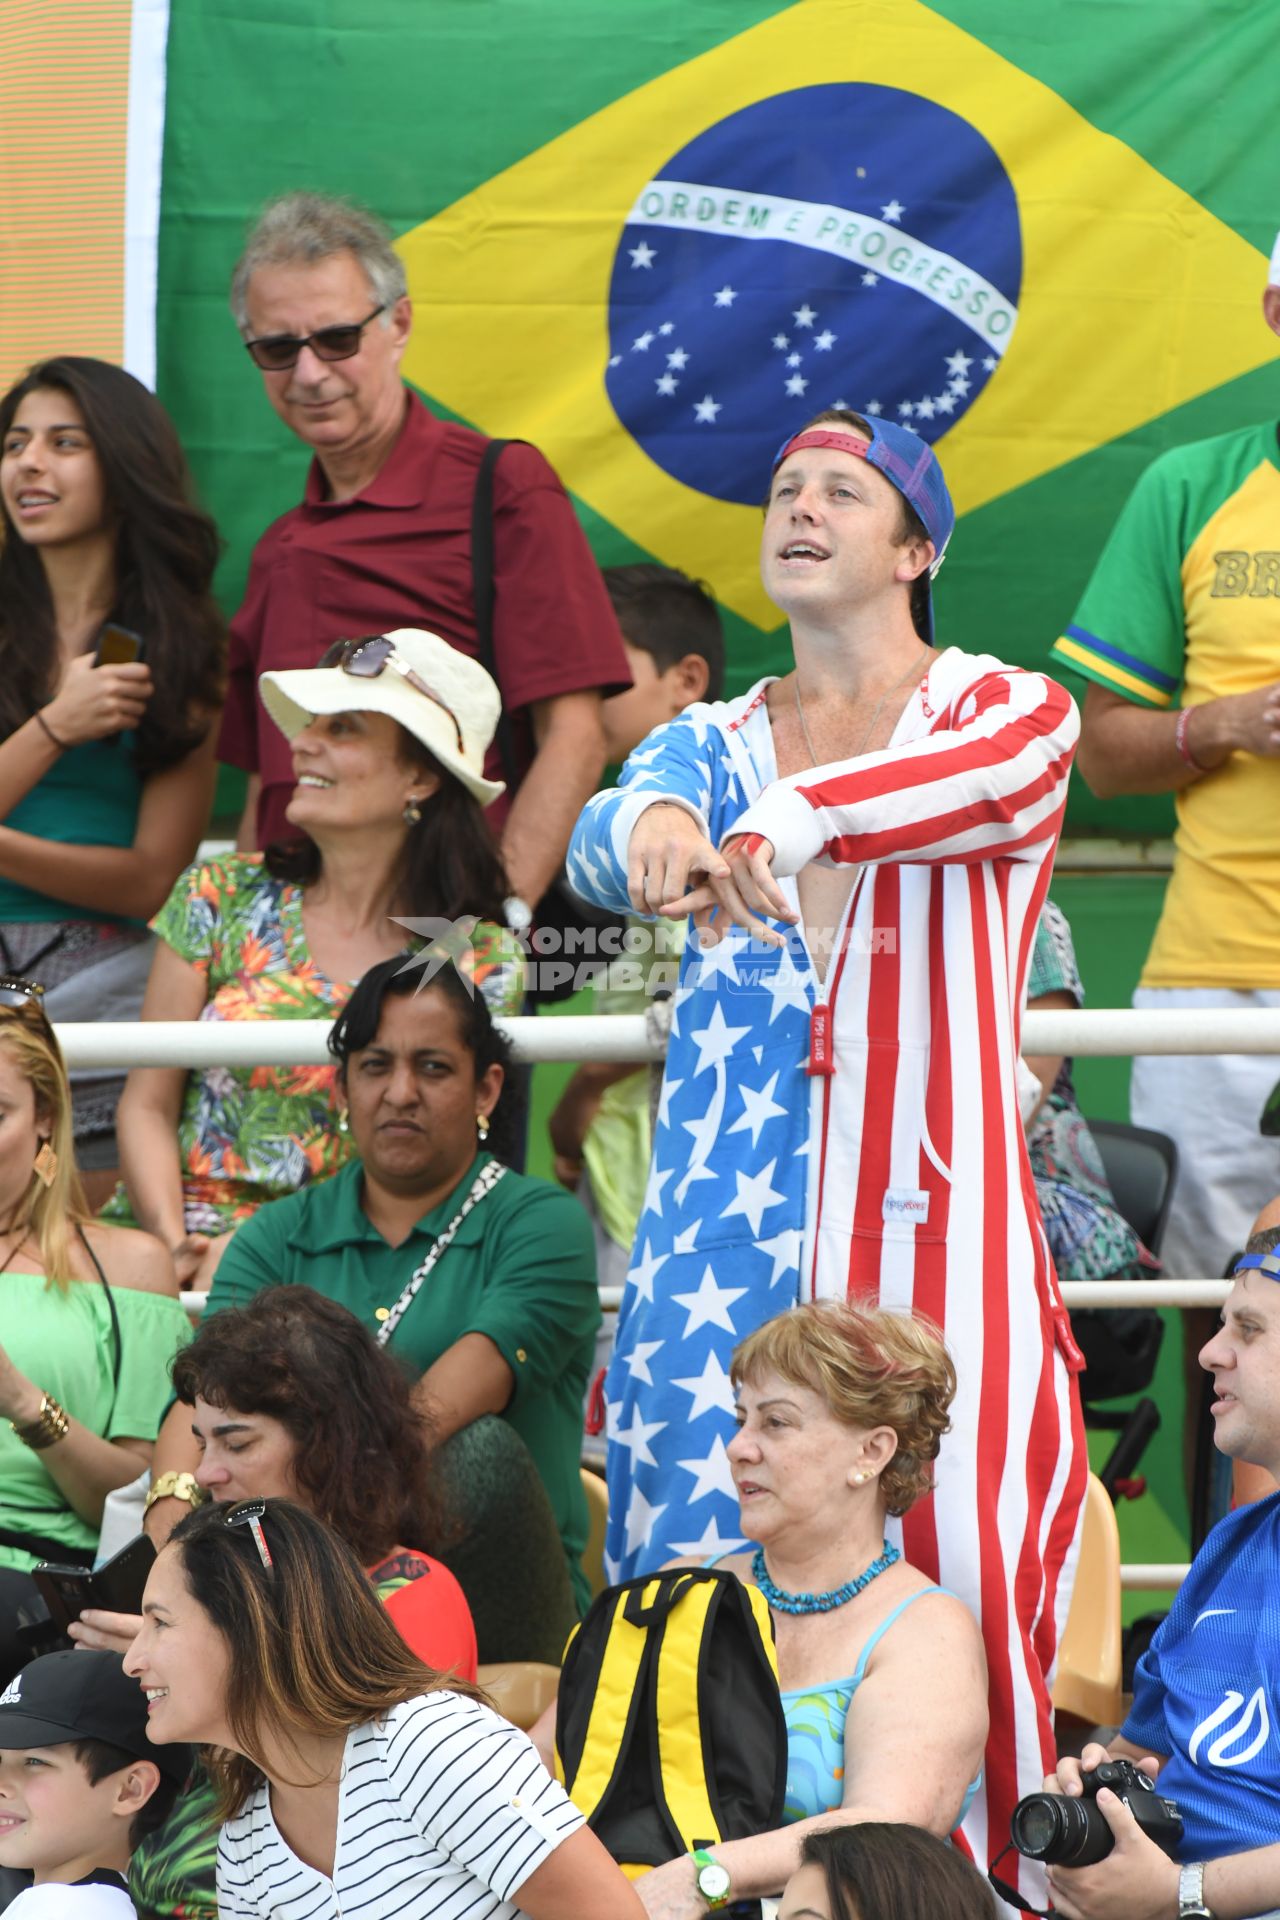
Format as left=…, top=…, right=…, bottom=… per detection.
left=0, top=1649, right=190, bottom=1917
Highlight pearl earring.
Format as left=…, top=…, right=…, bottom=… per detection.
left=403, top=799, right=423, bottom=826
left=476, top=1113, right=490, bottom=1140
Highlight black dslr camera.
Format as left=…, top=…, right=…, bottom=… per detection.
left=1009, top=1758, right=1182, bottom=1869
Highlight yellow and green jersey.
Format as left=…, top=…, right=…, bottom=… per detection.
left=1052, top=422, right=1280, bottom=988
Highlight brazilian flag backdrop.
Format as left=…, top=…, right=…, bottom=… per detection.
left=144, top=0, right=1280, bottom=837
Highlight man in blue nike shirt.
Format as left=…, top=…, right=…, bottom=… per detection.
left=1045, top=1225, right=1280, bottom=1920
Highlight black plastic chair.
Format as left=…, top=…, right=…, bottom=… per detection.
left=1087, top=1120, right=1179, bottom=1258
left=1074, top=1120, right=1180, bottom=1498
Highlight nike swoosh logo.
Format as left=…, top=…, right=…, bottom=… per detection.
left=1193, top=1608, right=1237, bottom=1629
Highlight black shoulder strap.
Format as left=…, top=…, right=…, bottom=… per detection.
left=469, top=438, right=521, bottom=791
left=77, top=1223, right=121, bottom=1395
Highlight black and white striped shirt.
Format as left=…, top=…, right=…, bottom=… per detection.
left=216, top=1691, right=584, bottom=1919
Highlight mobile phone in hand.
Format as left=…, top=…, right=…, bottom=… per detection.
left=33, top=1533, right=156, bottom=1636
left=95, top=622, right=144, bottom=666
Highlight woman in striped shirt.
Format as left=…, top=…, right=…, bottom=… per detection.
left=123, top=1497, right=643, bottom=1920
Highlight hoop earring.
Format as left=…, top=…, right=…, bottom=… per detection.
left=403, top=799, right=423, bottom=826
left=32, top=1141, right=57, bottom=1189
left=476, top=1113, right=490, bottom=1141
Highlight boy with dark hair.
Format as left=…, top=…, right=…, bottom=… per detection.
left=596, top=563, right=725, bottom=765
left=0, top=1650, right=189, bottom=1917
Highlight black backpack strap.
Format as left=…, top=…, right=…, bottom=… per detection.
left=470, top=438, right=521, bottom=791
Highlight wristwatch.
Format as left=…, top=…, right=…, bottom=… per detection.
left=144, top=1471, right=209, bottom=1513
left=691, top=1848, right=731, bottom=1911
left=1178, top=1862, right=1216, bottom=1919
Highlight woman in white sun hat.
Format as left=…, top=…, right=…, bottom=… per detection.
left=104, top=630, right=524, bottom=1291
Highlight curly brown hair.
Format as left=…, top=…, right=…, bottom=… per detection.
left=171, top=1288, right=446, bottom=1563
left=731, top=1300, right=955, bottom=1515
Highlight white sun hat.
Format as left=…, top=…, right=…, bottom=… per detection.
left=259, top=628, right=506, bottom=806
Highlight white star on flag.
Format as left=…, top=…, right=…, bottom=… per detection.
left=713, top=285, right=737, bottom=307
left=727, top=1070, right=787, bottom=1147
left=625, top=1340, right=665, bottom=1387
left=982, top=355, right=998, bottom=371
left=793, top=303, right=817, bottom=328
left=642, top=1161, right=673, bottom=1218
left=785, top=375, right=809, bottom=397
left=656, top=1075, right=683, bottom=1129
left=666, top=347, right=689, bottom=370
left=950, top=375, right=971, bottom=396
left=632, top=331, right=654, bottom=351
left=881, top=199, right=905, bottom=222
left=934, top=392, right=956, bottom=415
left=628, top=1236, right=669, bottom=1302
left=656, top=373, right=678, bottom=395
left=629, top=241, right=656, bottom=268
left=672, top=1265, right=746, bottom=1336
left=668, top=1515, right=746, bottom=1558
left=832, top=397, right=849, bottom=408
left=608, top=354, right=622, bottom=367
left=772, top=332, right=789, bottom=349
left=671, top=1218, right=702, bottom=1254
left=658, top=321, right=674, bottom=335
left=672, top=1350, right=737, bottom=1420
left=898, top=401, right=914, bottom=416
left=693, top=395, right=722, bottom=423
left=625, top=1484, right=667, bottom=1557
left=758, top=1226, right=804, bottom=1286
left=690, top=1002, right=750, bottom=1074
left=678, top=1436, right=739, bottom=1504
left=946, top=349, right=973, bottom=375
left=861, top=271, right=879, bottom=287
left=721, top=1159, right=786, bottom=1236
left=915, top=396, right=936, bottom=419
left=786, top=352, right=802, bottom=368
left=764, top=954, right=811, bottom=1025
left=814, top=330, right=836, bottom=350
left=865, top=400, right=883, bottom=415
left=615, top=1408, right=666, bottom=1467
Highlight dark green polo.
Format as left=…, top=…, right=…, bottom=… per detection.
left=207, top=1152, right=599, bottom=1613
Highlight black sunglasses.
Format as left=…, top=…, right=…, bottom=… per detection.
left=224, top=1498, right=274, bottom=1572
left=325, top=636, right=466, bottom=757
left=243, top=303, right=386, bottom=372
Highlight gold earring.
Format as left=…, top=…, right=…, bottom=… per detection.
left=476, top=1113, right=490, bottom=1140
left=336, top=1110, right=349, bottom=1136
left=32, top=1141, right=57, bottom=1189
left=403, top=799, right=423, bottom=826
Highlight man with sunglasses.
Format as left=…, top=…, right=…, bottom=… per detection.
left=218, top=190, right=630, bottom=912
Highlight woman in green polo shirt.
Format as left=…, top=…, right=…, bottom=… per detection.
left=145, top=956, right=601, bottom=1661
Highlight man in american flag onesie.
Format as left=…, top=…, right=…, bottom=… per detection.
left=566, top=411, right=1086, bottom=1899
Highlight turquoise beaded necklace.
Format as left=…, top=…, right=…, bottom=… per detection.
left=751, top=1539, right=901, bottom=1615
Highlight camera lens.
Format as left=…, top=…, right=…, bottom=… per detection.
left=1010, top=1792, right=1114, bottom=1868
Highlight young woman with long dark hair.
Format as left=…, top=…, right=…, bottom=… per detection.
left=124, top=1498, right=645, bottom=1920
left=0, top=357, right=225, bottom=1201
left=106, top=629, right=523, bottom=1288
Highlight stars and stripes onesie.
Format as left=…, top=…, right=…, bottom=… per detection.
left=565, top=644, right=1087, bottom=1889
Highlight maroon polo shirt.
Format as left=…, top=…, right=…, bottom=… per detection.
left=218, top=391, right=630, bottom=845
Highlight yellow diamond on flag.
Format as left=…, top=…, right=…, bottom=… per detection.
left=397, top=0, right=1272, bottom=629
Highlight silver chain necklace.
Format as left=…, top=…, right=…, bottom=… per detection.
left=792, top=647, right=933, bottom=769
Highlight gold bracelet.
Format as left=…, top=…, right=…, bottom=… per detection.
left=144, top=1470, right=209, bottom=1513
left=12, top=1393, right=71, bottom=1451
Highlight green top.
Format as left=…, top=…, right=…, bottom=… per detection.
left=207, top=1152, right=600, bottom=1613
left=0, top=732, right=142, bottom=924
left=581, top=916, right=685, bottom=1251
left=0, top=1272, right=192, bottom=1571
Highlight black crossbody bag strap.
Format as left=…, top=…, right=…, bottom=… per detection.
left=470, top=437, right=522, bottom=791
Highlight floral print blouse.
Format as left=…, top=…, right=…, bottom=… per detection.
left=103, top=853, right=523, bottom=1234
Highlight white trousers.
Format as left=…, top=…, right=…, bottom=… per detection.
left=1130, top=988, right=1280, bottom=1278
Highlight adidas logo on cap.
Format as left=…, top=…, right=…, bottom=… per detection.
left=0, top=1676, right=22, bottom=1706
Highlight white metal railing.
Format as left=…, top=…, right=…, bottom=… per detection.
left=46, top=1004, right=1280, bottom=1068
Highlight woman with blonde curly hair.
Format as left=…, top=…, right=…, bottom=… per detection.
left=629, top=1300, right=990, bottom=1920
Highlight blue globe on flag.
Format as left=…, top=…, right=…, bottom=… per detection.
left=605, top=83, right=1023, bottom=507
